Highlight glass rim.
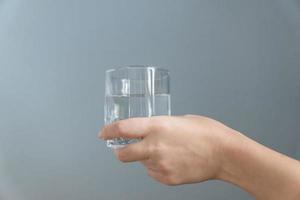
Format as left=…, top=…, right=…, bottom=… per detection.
left=105, top=65, right=169, bottom=74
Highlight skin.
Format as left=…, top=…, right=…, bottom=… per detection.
left=99, top=115, right=300, bottom=200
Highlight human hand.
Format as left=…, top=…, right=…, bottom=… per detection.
left=99, top=115, right=232, bottom=185
left=99, top=115, right=300, bottom=199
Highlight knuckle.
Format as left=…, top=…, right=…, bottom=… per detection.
left=148, top=141, right=164, bottom=155
left=156, top=160, right=169, bottom=173
left=146, top=169, right=179, bottom=186
left=147, top=170, right=168, bottom=185
left=151, top=118, right=171, bottom=133
left=164, top=175, right=180, bottom=186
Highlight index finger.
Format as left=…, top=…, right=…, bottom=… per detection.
left=99, top=117, right=154, bottom=140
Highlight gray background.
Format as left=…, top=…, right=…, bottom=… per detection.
left=0, top=0, right=299, bottom=199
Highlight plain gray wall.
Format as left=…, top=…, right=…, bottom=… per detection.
left=0, top=0, right=299, bottom=199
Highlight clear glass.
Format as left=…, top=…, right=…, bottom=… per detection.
left=104, top=65, right=171, bottom=148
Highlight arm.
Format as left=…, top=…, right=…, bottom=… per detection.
left=219, top=129, right=300, bottom=200
left=99, top=115, right=300, bottom=199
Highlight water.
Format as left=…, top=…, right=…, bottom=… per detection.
left=105, top=94, right=171, bottom=148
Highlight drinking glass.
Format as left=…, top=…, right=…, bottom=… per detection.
left=104, top=65, right=171, bottom=148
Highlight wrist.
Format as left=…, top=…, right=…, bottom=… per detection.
left=216, top=128, right=300, bottom=200
left=216, top=129, right=264, bottom=197
left=215, top=128, right=245, bottom=183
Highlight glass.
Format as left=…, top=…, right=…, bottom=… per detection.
left=104, top=65, right=171, bottom=148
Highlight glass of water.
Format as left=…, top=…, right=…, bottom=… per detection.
left=104, top=65, right=171, bottom=148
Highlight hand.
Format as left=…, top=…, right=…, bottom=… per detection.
left=99, top=115, right=300, bottom=199
left=99, top=115, right=232, bottom=185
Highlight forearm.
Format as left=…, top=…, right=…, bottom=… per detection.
left=218, top=130, right=300, bottom=200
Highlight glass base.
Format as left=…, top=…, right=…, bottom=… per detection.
left=106, top=138, right=141, bottom=149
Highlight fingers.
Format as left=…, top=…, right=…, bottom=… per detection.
left=99, top=117, right=159, bottom=140
left=147, top=169, right=179, bottom=186
left=114, top=140, right=149, bottom=162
